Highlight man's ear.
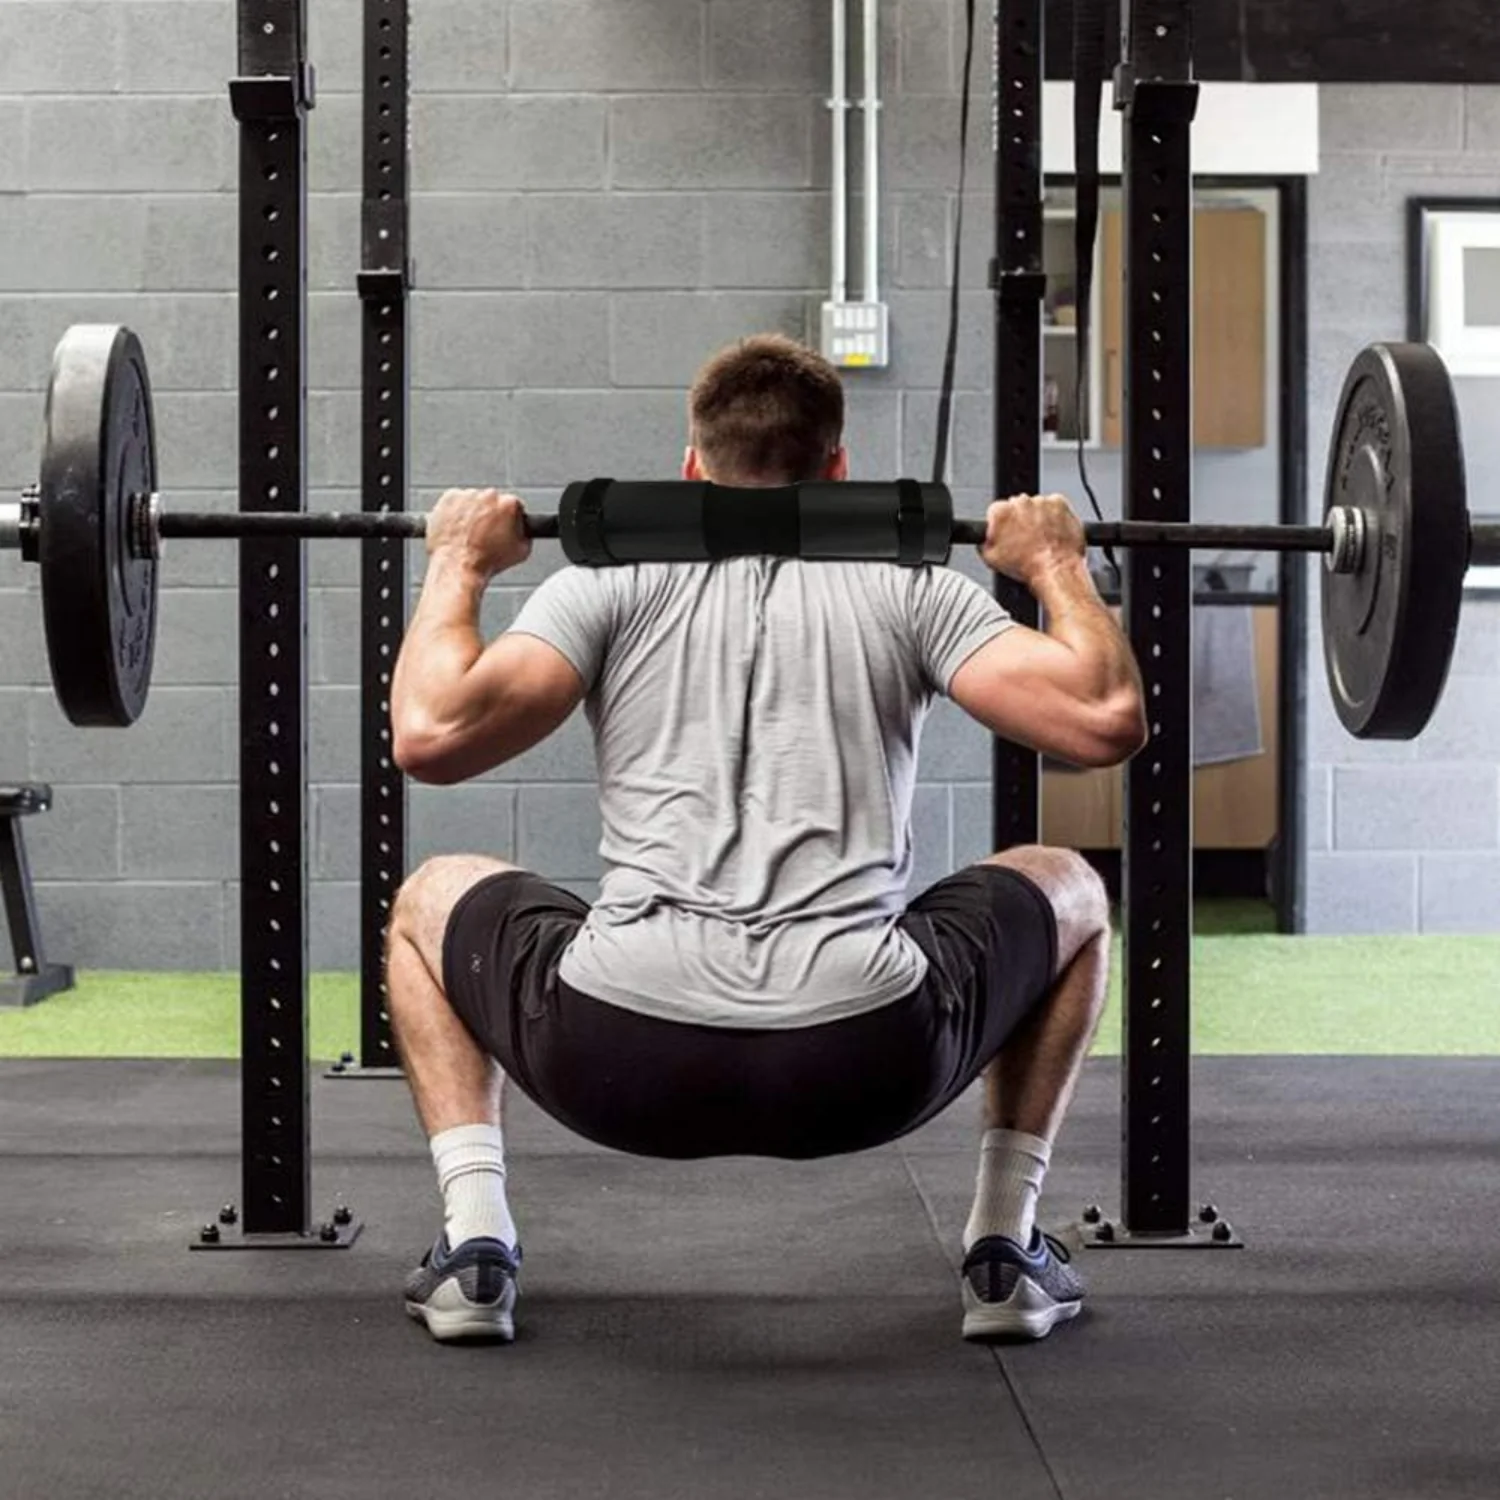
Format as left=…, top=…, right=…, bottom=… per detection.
left=683, top=446, right=704, bottom=481
left=826, top=446, right=849, bottom=482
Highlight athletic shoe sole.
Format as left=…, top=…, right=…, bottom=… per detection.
left=961, top=1273, right=1082, bottom=1341
left=405, top=1279, right=516, bottom=1343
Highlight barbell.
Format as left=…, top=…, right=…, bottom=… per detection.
left=3, top=324, right=1495, bottom=739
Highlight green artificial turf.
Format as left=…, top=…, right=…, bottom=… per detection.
left=2, top=909, right=1497, bottom=1060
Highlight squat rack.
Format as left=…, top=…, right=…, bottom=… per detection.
left=991, top=0, right=1237, bottom=1247
left=205, top=0, right=1232, bottom=1251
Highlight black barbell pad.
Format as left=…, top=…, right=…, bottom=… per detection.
left=895, top=478, right=926, bottom=567
left=608, top=481, right=714, bottom=561
left=704, top=482, right=801, bottom=559
left=559, top=477, right=615, bottom=566
left=559, top=478, right=955, bottom=567
left=806, top=481, right=954, bottom=565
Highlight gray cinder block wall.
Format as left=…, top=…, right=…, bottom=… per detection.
left=0, top=4, right=1495, bottom=968
left=1305, top=86, right=1500, bottom=933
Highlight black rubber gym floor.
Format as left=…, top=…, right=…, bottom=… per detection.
left=2, top=1057, right=1498, bottom=1500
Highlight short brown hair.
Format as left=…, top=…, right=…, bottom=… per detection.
left=688, top=334, right=844, bottom=485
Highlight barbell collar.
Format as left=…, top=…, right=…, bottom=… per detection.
left=1324, top=505, right=1366, bottom=577
left=0, top=501, right=22, bottom=552
left=1472, top=520, right=1500, bottom=569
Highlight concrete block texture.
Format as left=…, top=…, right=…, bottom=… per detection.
left=898, top=0, right=957, bottom=94
left=516, top=785, right=604, bottom=880
left=0, top=690, right=28, bottom=775
left=511, top=391, right=688, bottom=486
left=121, top=785, right=240, bottom=879
left=611, top=96, right=814, bottom=190
left=1447, top=603, right=1500, bottom=678
left=702, top=193, right=829, bottom=290
left=0, top=200, right=151, bottom=293
left=1306, top=152, right=1394, bottom=247
left=1319, top=86, right=1464, bottom=155
left=414, top=97, right=607, bottom=191
left=950, top=783, right=994, bottom=870
left=529, top=195, right=703, bottom=290
left=1465, top=85, right=1500, bottom=152
left=149, top=590, right=239, bottom=686
left=0, top=592, right=49, bottom=687
left=707, top=0, right=831, bottom=93
left=31, top=689, right=234, bottom=786
left=0, top=294, right=232, bottom=394
left=906, top=784, right=952, bottom=894
left=0, top=103, right=26, bottom=192
left=142, top=196, right=237, bottom=292
left=308, top=0, right=363, bottom=95
left=34, top=882, right=228, bottom=969
left=610, top=293, right=811, bottom=387
left=1304, top=853, right=1419, bottom=935
left=26, top=99, right=234, bottom=193
left=415, top=196, right=529, bottom=290
left=1331, top=767, right=1499, bottom=853
left=510, top=0, right=704, bottom=92
left=24, top=787, right=122, bottom=881
left=1419, top=854, right=1500, bottom=934
left=0, top=2, right=124, bottom=92
left=119, top=0, right=238, bottom=94
left=413, top=292, right=611, bottom=389
left=412, top=0, right=509, bottom=94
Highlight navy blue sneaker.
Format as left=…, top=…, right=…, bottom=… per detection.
left=404, top=1234, right=521, bottom=1343
left=960, top=1230, right=1085, bottom=1341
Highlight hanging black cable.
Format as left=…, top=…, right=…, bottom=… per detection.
left=1072, top=0, right=1115, bottom=573
left=931, top=0, right=977, bottom=483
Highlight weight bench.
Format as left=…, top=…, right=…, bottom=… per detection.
left=0, top=784, right=75, bottom=1008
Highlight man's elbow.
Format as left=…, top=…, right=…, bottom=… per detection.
left=392, top=720, right=465, bottom=785
left=1072, top=691, right=1149, bottom=769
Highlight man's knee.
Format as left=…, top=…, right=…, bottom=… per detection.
left=983, top=844, right=1111, bottom=960
left=390, top=855, right=514, bottom=959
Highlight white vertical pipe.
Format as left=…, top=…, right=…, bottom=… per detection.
left=860, top=0, right=880, bottom=302
left=829, top=0, right=849, bottom=304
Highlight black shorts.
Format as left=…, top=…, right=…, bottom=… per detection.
left=442, top=867, right=1058, bottom=1160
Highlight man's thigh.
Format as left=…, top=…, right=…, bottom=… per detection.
left=394, top=855, right=519, bottom=982
left=900, top=862, right=1060, bottom=1065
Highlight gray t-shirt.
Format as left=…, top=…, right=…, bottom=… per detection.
left=507, top=558, right=1012, bottom=1028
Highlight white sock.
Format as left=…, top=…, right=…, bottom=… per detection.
left=431, top=1124, right=518, bottom=1251
left=963, top=1128, right=1052, bottom=1251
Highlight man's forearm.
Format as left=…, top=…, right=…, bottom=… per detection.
left=1027, top=556, right=1143, bottom=704
left=391, top=554, right=490, bottom=729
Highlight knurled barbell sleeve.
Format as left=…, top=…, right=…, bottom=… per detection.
left=1470, top=521, right=1500, bottom=568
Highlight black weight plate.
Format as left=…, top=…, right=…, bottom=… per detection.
left=38, top=325, right=159, bottom=727
left=1321, top=343, right=1468, bottom=740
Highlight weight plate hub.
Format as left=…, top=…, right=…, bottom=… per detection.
left=39, top=325, right=159, bottom=727
left=1322, top=343, right=1468, bottom=740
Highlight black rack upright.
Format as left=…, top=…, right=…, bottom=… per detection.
left=1112, top=0, right=1220, bottom=1244
left=202, top=0, right=355, bottom=1249
left=342, top=0, right=414, bottom=1079
left=990, top=0, right=1046, bottom=851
